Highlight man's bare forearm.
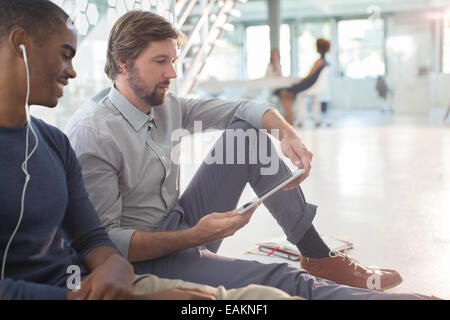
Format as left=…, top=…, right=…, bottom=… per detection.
left=261, top=109, right=297, bottom=139
left=83, top=245, right=125, bottom=271
left=128, top=209, right=254, bottom=262
left=261, top=108, right=313, bottom=181
left=128, top=228, right=199, bottom=262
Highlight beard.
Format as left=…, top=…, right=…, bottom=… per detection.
left=127, top=64, right=170, bottom=106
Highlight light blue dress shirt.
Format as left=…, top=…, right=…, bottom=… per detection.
left=65, top=86, right=274, bottom=258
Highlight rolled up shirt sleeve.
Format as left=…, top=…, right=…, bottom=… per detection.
left=66, top=125, right=136, bottom=259
left=180, top=97, right=275, bottom=132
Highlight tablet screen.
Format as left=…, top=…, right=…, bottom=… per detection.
left=237, top=168, right=305, bottom=215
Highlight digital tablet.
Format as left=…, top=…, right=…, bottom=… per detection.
left=237, top=168, right=305, bottom=215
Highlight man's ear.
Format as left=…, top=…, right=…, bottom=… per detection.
left=8, top=28, right=31, bottom=59
left=117, top=58, right=130, bottom=74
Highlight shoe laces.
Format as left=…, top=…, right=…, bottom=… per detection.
left=329, top=249, right=363, bottom=271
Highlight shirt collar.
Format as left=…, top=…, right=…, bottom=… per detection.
left=147, top=108, right=157, bottom=130
left=107, top=85, right=154, bottom=132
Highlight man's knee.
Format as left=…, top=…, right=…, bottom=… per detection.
left=220, top=120, right=280, bottom=175
left=228, top=120, right=255, bottom=131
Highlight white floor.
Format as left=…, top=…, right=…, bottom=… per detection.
left=179, top=109, right=450, bottom=299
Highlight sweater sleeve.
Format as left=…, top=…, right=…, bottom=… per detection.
left=0, top=278, right=67, bottom=300
left=59, top=133, right=117, bottom=261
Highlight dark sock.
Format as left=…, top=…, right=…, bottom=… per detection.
left=296, top=225, right=330, bottom=258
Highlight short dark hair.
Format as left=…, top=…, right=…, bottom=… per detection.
left=316, top=38, right=331, bottom=56
left=105, top=10, right=184, bottom=80
left=0, top=0, right=70, bottom=45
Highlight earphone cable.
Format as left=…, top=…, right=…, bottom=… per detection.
left=1, top=45, right=39, bottom=280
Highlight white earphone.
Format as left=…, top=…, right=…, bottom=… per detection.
left=1, top=44, right=39, bottom=280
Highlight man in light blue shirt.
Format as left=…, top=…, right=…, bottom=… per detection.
left=66, top=11, right=415, bottom=299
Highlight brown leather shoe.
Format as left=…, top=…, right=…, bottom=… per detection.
left=300, top=251, right=403, bottom=291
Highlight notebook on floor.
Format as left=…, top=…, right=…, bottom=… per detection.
left=247, top=235, right=353, bottom=261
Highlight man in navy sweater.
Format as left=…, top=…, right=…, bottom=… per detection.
left=0, top=0, right=301, bottom=301
left=0, top=0, right=131, bottom=300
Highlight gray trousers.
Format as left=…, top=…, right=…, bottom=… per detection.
left=134, top=120, right=428, bottom=300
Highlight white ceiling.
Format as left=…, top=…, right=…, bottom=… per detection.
left=234, top=0, right=450, bottom=22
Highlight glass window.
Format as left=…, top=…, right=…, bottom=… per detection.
left=297, top=21, right=331, bottom=78
left=280, top=24, right=291, bottom=77
left=338, top=19, right=385, bottom=79
left=245, top=24, right=290, bottom=79
left=246, top=25, right=271, bottom=79
left=199, top=29, right=243, bottom=81
left=443, top=12, right=450, bottom=73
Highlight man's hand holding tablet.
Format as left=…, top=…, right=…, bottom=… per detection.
left=190, top=169, right=305, bottom=245
left=238, top=169, right=306, bottom=215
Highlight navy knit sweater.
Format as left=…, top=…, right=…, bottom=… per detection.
left=0, top=117, right=114, bottom=300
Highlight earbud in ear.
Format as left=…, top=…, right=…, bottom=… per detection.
left=19, top=44, right=28, bottom=64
